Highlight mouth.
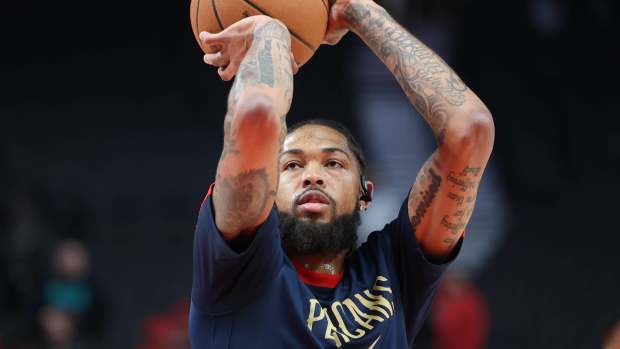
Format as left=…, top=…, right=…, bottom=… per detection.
left=296, top=190, right=331, bottom=214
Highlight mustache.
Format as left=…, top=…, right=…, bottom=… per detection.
left=294, top=187, right=336, bottom=206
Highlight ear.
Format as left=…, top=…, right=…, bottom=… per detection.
left=360, top=180, right=374, bottom=210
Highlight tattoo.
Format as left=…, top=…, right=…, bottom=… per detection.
left=215, top=21, right=294, bottom=234
left=447, top=172, right=475, bottom=192
left=254, top=22, right=294, bottom=101
left=220, top=21, right=293, bottom=162
left=215, top=169, right=276, bottom=231
left=278, top=114, right=288, bottom=146
left=344, top=4, right=469, bottom=145
left=409, top=156, right=484, bottom=249
left=447, top=192, right=464, bottom=205
left=440, top=215, right=466, bottom=235
left=460, top=166, right=481, bottom=177
left=258, top=38, right=275, bottom=86
left=440, top=165, right=480, bottom=245
left=220, top=118, right=240, bottom=160
left=409, top=167, right=442, bottom=228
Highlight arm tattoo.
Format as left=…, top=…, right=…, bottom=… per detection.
left=215, top=169, right=276, bottom=232
left=220, top=21, right=293, bottom=163
left=345, top=4, right=469, bottom=145
left=440, top=165, right=481, bottom=246
left=409, top=157, right=483, bottom=252
left=215, top=21, right=294, bottom=234
left=409, top=161, right=442, bottom=229
left=258, top=38, right=275, bottom=87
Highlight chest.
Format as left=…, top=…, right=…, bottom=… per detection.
left=227, top=270, right=405, bottom=348
left=309, top=274, right=399, bottom=347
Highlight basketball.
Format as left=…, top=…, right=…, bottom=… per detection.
left=190, top=0, right=329, bottom=66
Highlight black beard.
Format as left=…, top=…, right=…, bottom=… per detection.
left=278, top=210, right=361, bottom=257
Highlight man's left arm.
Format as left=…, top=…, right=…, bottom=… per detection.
left=337, top=0, right=495, bottom=261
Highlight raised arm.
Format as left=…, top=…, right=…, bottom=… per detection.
left=332, top=0, right=495, bottom=261
left=200, top=17, right=294, bottom=241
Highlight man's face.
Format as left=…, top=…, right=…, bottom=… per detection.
left=276, top=125, right=361, bottom=223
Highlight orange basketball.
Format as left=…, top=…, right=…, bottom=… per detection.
left=190, top=0, right=329, bottom=66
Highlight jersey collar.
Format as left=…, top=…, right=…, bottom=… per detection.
left=291, top=259, right=344, bottom=289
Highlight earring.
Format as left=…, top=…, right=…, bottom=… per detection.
left=360, top=205, right=367, bottom=212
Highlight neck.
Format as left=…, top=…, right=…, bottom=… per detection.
left=291, top=250, right=348, bottom=275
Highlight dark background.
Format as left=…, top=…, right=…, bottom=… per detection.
left=1, top=0, right=619, bottom=348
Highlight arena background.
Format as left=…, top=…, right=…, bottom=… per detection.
left=1, top=0, right=619, bottom=348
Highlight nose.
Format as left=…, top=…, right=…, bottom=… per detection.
left=302, top=165, right=325, bottom=188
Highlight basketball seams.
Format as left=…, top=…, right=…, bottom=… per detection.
left=192, top=0, right=324, bottom=64
left=192, top=0, right=202, bottom=48
left=211, top=0, right=225, bottom=30
left=239, top=0, right=317, bottom=51
left=320, top=0, right=328, bottom=14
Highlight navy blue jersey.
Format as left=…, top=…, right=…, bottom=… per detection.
left=189, top=193, right=461, bottom=348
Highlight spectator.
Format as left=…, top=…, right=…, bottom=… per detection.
left=38, top=307, right=84, bottom=349
left=42, top=240, right=105, bottom=343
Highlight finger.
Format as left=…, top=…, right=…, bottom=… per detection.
left=199, top=31, right=226, bottom=46
left=218, top=60, right=240, bottom=81
left=323, top=29, right=349, bottom=46
left=290, top=52, right=299, bottom=75
left=203, top=52, right=230, bottom=67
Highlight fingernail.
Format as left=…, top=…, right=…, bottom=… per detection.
left=199, top=32, right=208, bottom=41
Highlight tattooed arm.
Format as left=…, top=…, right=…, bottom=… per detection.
left=334, top=0, right=494, bottom=260
left=200, top=16, right=294, bottom=241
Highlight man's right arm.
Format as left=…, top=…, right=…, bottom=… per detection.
left=203, top=18, right=294, bottom=241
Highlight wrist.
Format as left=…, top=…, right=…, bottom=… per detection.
left=252, top=18, right=290, bottom=41
left=340, top=0, right=387, bottom=31
left=253, top=16, right=286, bottom=31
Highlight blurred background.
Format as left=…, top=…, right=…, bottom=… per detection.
left=1, top=0, right=619, bottom=348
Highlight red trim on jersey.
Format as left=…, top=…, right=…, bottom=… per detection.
left=291, top=259, right=343, bottom=289
left=202, top=183, right=216, bottom=205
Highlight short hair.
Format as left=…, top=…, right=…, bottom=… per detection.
left=287, top=119, right=367, bottom=176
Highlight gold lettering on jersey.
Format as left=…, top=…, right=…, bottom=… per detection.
left=307, top=299, right=326, bottom=330
left=343, top=298, right=381, bottom=328
left=362, top=290, right=393, bottom=316
left=331, top=302, right=365, bottom=339
left=324, top=314, right=344, bottom=346
left=306, top=276, right=394, bottom=348
left=372, top=276, right=392, bottom=293
left=355, top=292, right=391, bottom=318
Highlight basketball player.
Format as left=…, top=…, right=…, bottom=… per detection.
left=189, top=0, right=494, bottom=347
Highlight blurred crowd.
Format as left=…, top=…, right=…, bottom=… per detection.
left=0, top=189, right=105, bottom=349
left=0, top=186, right=193, bottom=349
left=135, top=300, right=190, bottom=349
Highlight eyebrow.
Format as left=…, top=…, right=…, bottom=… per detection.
left=280, top=147, right=352, bottom=160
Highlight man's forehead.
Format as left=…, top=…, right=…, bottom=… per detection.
left=283, top=125, right=348, bottom=151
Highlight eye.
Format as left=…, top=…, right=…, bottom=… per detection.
left=284, top=161, right=302, bottom=171
left=326, top=160, right=343, bottom=168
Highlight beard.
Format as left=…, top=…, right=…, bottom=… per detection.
left=278, top=209, right=361, bottom=257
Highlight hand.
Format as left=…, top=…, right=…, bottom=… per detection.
left=323, top=0, right=382, bottom=45
left=200, top=16, right=298, bottom=81
left=323, top=0, right=352, bottom=46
